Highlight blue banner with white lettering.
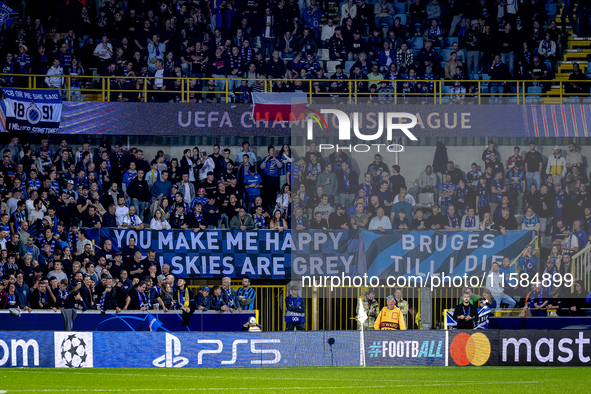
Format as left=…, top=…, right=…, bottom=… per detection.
left=364, top=331, right=446, bottom=366
left=360, top=231, right=534, bottom=279
left=0, top=2, right=18, bottom=30
left=2, top=88, right=62, bottom=132
left=87, top=229, right=292, bottom=279
left=0, top=331, right=361, bottom=368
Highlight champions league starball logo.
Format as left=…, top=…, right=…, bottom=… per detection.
left=59, top=334, right=89, bottom=368
left=54, top=333, right=93, bottom=368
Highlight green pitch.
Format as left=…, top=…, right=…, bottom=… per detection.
left=1, top=366, right=589, bottom=393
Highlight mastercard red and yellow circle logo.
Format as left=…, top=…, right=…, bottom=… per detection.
left=450, top=332, right=491, bottom=366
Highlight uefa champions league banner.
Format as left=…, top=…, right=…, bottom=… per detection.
left=359, top=230, right=534, bottom=279
left=52, top=102, right=591, bottom=137
left=2, top=88, right=62, bottom=132
left=444, top=308, right=493, bottom=330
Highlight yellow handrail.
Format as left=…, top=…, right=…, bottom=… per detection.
left=0, top=73, right=586, bottom=104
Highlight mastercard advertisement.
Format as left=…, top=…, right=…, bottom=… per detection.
left=448, top=331, right=499, bottom=367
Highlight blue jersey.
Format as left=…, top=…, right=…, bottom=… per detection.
left=27, top=179, right=41, bottom=190
left=244, top=173, right=262, bottom=196
left=236, top=286, right=256, bottom=310
left=477, top=183, right=490, bottom=208
left=439, top=182, right=455, bottom=209
left=507, top=169, right=524, bottom=193
left=263, top=156, right=280, bottom=177
left=554, top=192, right=565, bottom=220
left=522, top=214, right=540, bottom=229
left=492, top=178, right=504, bottom=202
left=190, top=196, right=209, bottom=210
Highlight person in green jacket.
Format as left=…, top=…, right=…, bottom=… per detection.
left=229, top=207, right=255, bottom=230
left=357, top=289, right=380, bottom=330
left=457, top=287, right=481, bottom=306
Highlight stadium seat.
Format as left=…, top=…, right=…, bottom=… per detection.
left=345, top=61, right=356, bottom=73
left=408, top=36, right=423, bottom=49
left=416, top=193, right=435, bottom=209
left=468, top=73, right=479, bottom=81
left=326, top=61, right=340, bottom=73
left=441, top=86, right=451, bottom=94
left=317, top=48, right=329, bottom=61
left=394, top=3, right=405, bottom=14
left=514, top=214, right=524, bottom=226
left=444, top=37, right=458, bottom=47
left=545, top=4, right=557, bottom=15
left=440, top=49, right=452, bottom=61
left=540, top=236, right=553, bottom=250
left=527, top=86, right=543, bottom=97
left=564, top=97, right=581, bottom=104
left=393, top=14, right=407, bottom=25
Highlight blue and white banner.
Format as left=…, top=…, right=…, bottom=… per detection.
left=88, top=229, right=293, bottom=279
left=0, top=2, right=18, bottom=30
left=3, top=330, right=591, bottom=368
left=2, top=88, right=62, bottom=133
left=0, top=331, right=360, bottom=368
left=445, top=308, right=493, bottom=330
left=360, top=231, right=534, bottom=279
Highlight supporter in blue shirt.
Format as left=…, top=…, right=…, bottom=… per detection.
left=260, top=145, right=283, bottom=207
left=209, top=286, right=229, bottom=311
left=195, top=286, right=211, bottom=311
left=150, top=170, right=172, bottom=200
left=244, top=166, right=263, bottom=211
left=236, top=278, right=256, bottom=310
left=518, top=245, right=538, bottom=275
left=573, top=219, right=588, bottom=249
left=203, top=198, right=220, bottom=228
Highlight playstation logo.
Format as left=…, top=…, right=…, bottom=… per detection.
left=152, top=333, right=189, bottom=368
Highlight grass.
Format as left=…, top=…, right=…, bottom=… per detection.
left=1, top=366, right=590, bottom=393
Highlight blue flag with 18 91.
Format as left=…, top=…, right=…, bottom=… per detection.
left=0, top=2, right=18, bottom=30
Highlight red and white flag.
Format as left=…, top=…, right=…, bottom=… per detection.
left=252, top=92, right=308, bottom=122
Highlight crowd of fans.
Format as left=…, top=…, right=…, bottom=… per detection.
left=0, top=0, right=588, bottom=102
left=0, top=136, right=589, bottom=317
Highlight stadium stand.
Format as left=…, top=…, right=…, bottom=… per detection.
left=0, top=0, right=589, bottom=103
left=0, top=0, right=590, bottom=332
left=0, top=136, right=589, bottom=324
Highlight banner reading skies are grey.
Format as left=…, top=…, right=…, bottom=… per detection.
left=54, top=102, right=591, bottom=137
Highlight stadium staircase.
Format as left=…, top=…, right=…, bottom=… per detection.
left=547, top=3, right=591, bottom=103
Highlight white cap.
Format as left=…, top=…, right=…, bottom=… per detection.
left=249, top=317, right=257, bottom=324
left=553, top=145, right=560, bottom=151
